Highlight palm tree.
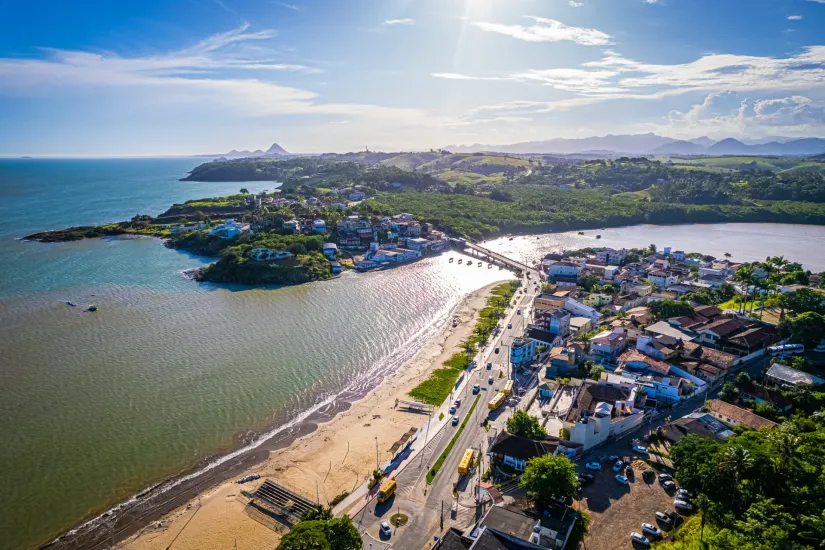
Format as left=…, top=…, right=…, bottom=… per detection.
left=719, top=445, right=752, bottom=486
left=733, top=265, right=755, bottom=315
left=695, top=493, right=711, bottom=546
left=771, top=430, right=799, bottom=477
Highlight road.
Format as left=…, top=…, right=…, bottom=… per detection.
left=356, top=269, right=542, bottom=549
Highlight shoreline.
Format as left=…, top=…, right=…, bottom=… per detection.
left=42, top=280, right=504, bottom=550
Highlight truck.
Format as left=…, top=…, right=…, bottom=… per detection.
left=458, top=449, right=475, bottom=476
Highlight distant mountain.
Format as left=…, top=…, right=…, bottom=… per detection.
left=208, top=142, right=291, bottom=159
left=446, top=133, right=825, bottom=156
left=653, top=140, right=708, bottom=155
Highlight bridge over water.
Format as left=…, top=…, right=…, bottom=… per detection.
left=449, top=238, right=537, bottom=274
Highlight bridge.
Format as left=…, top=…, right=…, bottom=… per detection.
left=450, top=238, right=536, bottom=274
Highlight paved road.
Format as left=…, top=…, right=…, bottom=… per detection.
left=357, top=272, right=541, bottom=550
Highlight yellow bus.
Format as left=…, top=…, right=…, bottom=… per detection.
left=458, top=449, right=475, bottom=476
left=503, top=380, right=513, bottom=396
left=488, top=392, right=505, bottom=411
left=377, top=479, right=396, bottom=503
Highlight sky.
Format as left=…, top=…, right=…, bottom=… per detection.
left=1, top=0, right=825, bottom=156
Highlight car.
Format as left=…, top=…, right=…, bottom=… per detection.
left=507, top=323, right=513, bottom=329
left=626, top=464, right=634, bottom=475
left=612, top=460, right=624, bottom=472
left=630, top=532, right=650, bottom=546
left=495, top=347, right=500, bottom=354
left=641, top=523, right=662, bottom=538
left=454, top=398, right=461, bottom=407
left=676, top=489, right=693, bottom=500
left=577, top=475, right=588, bottom=484
left=662, top=480, right=675, bottom=490
left=608, top=455, right=619, bottom=462
left=487, top=362, right=493, bottom=369
left=449, top=406, right=456, bottom=414
left=673, top=499, right=694, bottom=512
left=517, top=309, right=522, bottom=314
left=615, top=474, right=629, bottom=485
left=632, top=446, right=650, bottom=455
left=655, top=511, right=673, bottom=525
left=452, top=416, right=459, bottom=426
left=581, top=473, right=594, bottom=483
left=488, top=376, right=494, bottom=384
left=472, top=385, right=480, bottom=395
left=643, top=469, right=655, bottom=479
left=815, top=343, right=825, bottom=353
left=585, top=462, right=601, bottom=471
left=379, top=521, right=392, bottom=538
left=658, top=473, right=673, bottom=483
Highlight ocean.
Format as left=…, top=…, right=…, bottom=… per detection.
left=3, top=158, right=825, bottom=549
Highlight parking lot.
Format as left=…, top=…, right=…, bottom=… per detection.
left=576, top=459, right=681, bottom=550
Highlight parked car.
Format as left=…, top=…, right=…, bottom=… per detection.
left=630, top=532, right=650, bottom=546
left=517, top=309, right=522, bottom=315
left=608, top=455, right=619, bottom=462
left=625, top=464, right=634, bottom=475
left=507, top=323, right=513, bottom=329
left=615, top=474, right=629, bottom=485
left=641, top=523, right=662, bottom=538
left=612, top=460, right=624, bottom=472
left=449, top=406, right=456, bottom=414
left=655, top=511, right=673, bottom=525
left=662, top=480, right=675, bottom=490
left=658, top=473, right=673, bottom=483
left=581, top=473, right=594, bottom=482
left=815, top=343, right=825, bottom=353
left=632, top=446, right=650, bottom=455
left=643, top=469, right=655, bottom=480
left=673, top=499, right=693, bottom=512
left=676, top=489, right=693, bottom=500
left=472, top=385, right=480, bottom=395
left=454, top=398, right=461, bottom=407
left=380, top=521, right=392, bottom=538
left=487, top=362, right=493, bottom=369
left=585, top=462, right=601, bottom=471
left=495, top=347, right=500, bottom=354
left=451, top=416, right=459, bottom=426
left=488, top=376, right=494, bottom=384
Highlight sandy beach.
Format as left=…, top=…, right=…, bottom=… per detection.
left=121, top=281, right=504, bottom=550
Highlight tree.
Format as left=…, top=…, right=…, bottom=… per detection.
left=301, top=504, right=333, bottom=522
left=240, top=187, right=249, bottom=194
left=719, top=445, right=752, bottom=486
left=719, top=382, right=739, bottom=404
left=277, top=517, right=361, bottom=550
left=577, top=274, right=599, bottom=292
left=735, top=372, right=751, bottom=388
left=506, top=410, right=547, bottom=439
left=588, top=365, right=605, bottom=381
left=779, top=311, right=825, bottom=347
left=520, top=454, right=579, bottom=508
left=754, top=402, right=777, bottom=421
left=779, top=288, right=825, bottom=316
left=649, top=299, right=694, bottom=321
left=287, top=242, right=308, bottom=255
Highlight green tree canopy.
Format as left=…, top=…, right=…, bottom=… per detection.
left=779, top=311, right=825, bottom=346
left=277, top=517, right=361, bottom=550
left=780, top=288, right=825, bottom=316
left=649, top=299, right=695, bottom=321
left=519, top=454, right=579, bottom=508
left=506, top=410, right=547, bottom=440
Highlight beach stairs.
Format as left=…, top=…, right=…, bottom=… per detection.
left=244, top=480, right=318, bottom=531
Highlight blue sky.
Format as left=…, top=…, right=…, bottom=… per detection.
left=1, top=0, right=825, bottom=155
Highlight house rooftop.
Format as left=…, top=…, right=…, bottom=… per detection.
left=697, top=317, right=745, bottom=338
left=682, top=342, right=737, bottom=368
left=618, top=349, right=671, bottom=375
left=646, top=321, right=695, bottom=341
left=705, top=400, right=777, bottom=430
left=766, top=363, right=825, bottom=387
left=565, top=382, right=634, bottom=423
left=488, top=433, right=558, bottom=462
left=665, top=412, right=734, bottom=442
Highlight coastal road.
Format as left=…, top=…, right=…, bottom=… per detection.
left=355, top=273, right=542, bottom=549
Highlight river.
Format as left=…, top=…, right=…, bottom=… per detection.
left=1, top=158, right=824, bottom=549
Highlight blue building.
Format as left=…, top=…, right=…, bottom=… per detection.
left=509, top=337, right=537, bottom=368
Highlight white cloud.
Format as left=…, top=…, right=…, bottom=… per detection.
left=274, top=2, right=300, bottom=11
left=0, top=24, right=431, bottom=124
left=472, top=16, right=612, bottom=46
left=569, top=1, right=584, bottom=7
left=431, top=72, right=506, bottom=81
left=807, top=0, right=825, bottom=3
left=787, top=15, right=803, bottom=20
left=382, top=18, right=415, bottom=26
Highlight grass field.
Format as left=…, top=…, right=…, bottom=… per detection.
left=667, top=156, right=825, bottom=174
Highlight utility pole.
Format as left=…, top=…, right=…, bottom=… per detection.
left=440, top=500, right=444, bottom=531
left=374, top=437, right=379, bottom=470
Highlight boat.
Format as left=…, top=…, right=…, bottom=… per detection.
left=477, top=261, right=482, bottom=267
left=66, top=301, right=76, bottom=307
left=578, top=231, right=584, bottom=235
left=87, top=305, right=97, bottom=312
left=488, top=264, right=492, bottom=268
left=458, top=258, right=462, bottom=264
left=509, top=237, right=514, bottom=241
left=449, top=257, right=454, bottom=263
left=596, top=235, right=602, bottom=239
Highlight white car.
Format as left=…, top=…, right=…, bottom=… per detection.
left=612, top=460, right=624, bottom=472
left=662, top=480, right=675, bottom=490
left=641, top=523, right=662, bottom=538
left=615, top=474, right=629, bottom=485
left=655, top=511, right=673, bottom=524
left=379, top=521, right=392, bottom=538
left=630, top=532, right=650, bottom=546
left=585, top=462, right=601, bottom=471
left=632, top=446, right=650, bottom=455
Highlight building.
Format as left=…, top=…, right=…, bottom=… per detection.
left=487, top=432, right=557, bottom=471
left=405, top=237, right=430, bottom=251
left=548, top=262, right=580, bottom=281
left=671, top=250, right=685, bottom=261
left=647, top=270, right=679, bottom=288
left=663, top=412, right=734, bottom=443
left=525, top=327, right=565, bottom=350
left=765, top=363, right=825, bottom=388
left=564, top=298, right=601, bottom=322
left=369, top=248, right=421, bottom=264
left=208, top=219, right=250, bottom=239
left=589, top=330, right=627, bottom=362
left=564, top=381, right=644, bottom=450
left=249, top=248, right=291, bottom=261
left=322, top=242, right=338, bottom=259
left=583, top=293, right=612, bottom=307
left=705, top=400, right=777, bottom=431
left=739, top=381, right=793, bottom=413
left=645, top=321, right=696, bottom=342
left=510, top=337, right=537, bottom=368
left=681, top=342, right=737, bottom=371
left=547, top=346, right=580, bottom=376
left=313, top=219, right=326, bottom=234
left=282, top=219, right=300, bottom=232
left=595, top=248, right=627, bottom=265
left=479, top=505, right=579, bottom=550
left=548, top=309, right=571, bottom=337
left=568, top=316, right=592, bottom=337
left=348, top=191, right=366, bottom=201
left=533, top=293, right=567, bottom=314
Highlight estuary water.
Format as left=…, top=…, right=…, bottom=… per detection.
left=2, top=158, right=825, bottom=549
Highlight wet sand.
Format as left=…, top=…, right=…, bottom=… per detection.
left=115, top=281, right=503, bottom=550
